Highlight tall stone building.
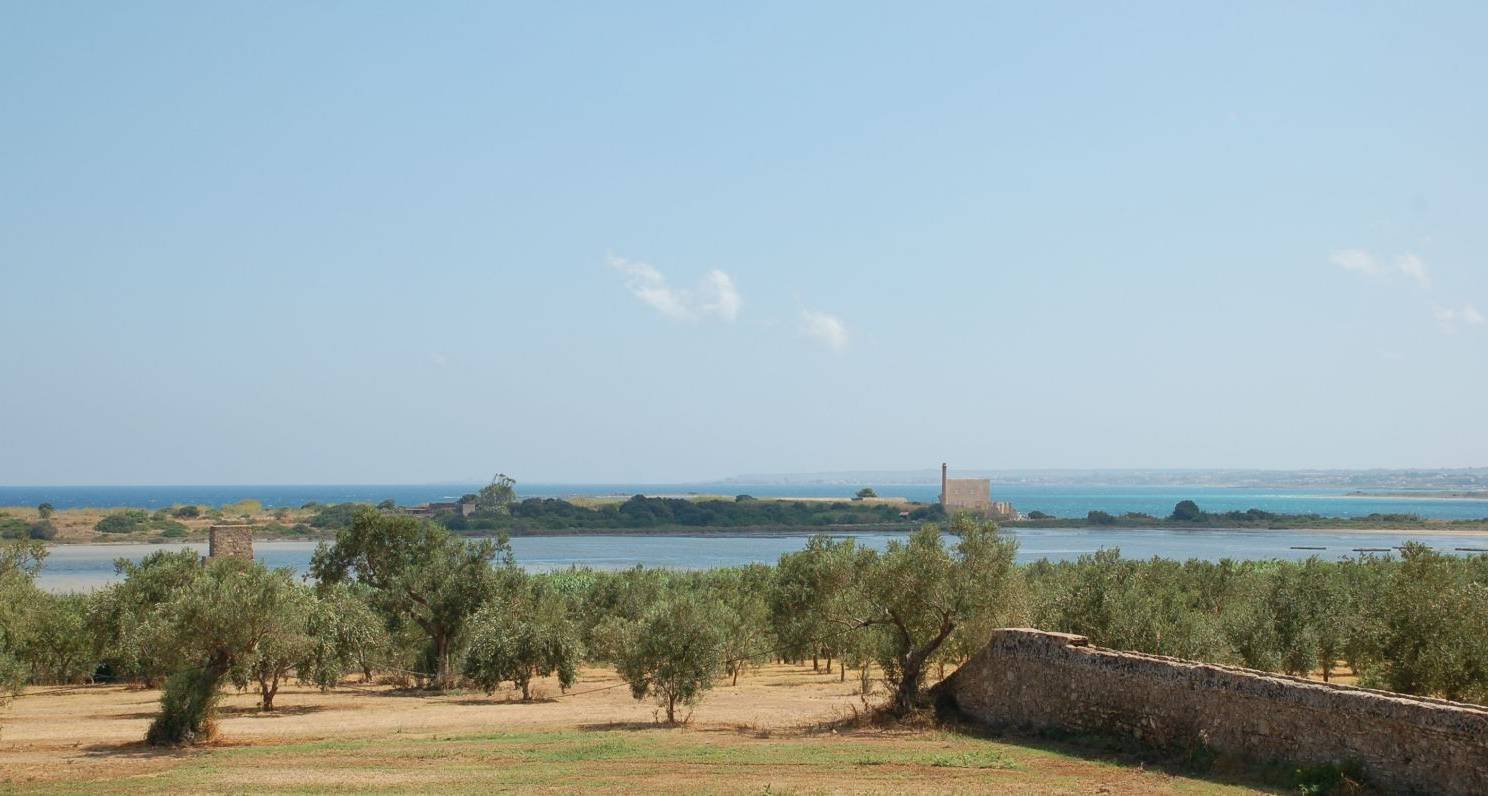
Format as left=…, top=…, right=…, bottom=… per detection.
left=939, top=463, right=1015, bottom=518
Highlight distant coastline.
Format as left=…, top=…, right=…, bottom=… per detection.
left=1342, top=490, right=1488, bottom=501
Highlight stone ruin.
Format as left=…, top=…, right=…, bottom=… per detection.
left=208, top=525, right=254, bottom=561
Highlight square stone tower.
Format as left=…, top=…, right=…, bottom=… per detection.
left=208, top=525, right=254, bottom=561
left=940, top=463, right=998, bottom=516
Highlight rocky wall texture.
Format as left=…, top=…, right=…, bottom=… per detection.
left=208, top=525, right=254, bottom=561
left=934, top=628, right=1488, bottom=795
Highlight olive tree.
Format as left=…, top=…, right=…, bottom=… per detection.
left=0, top=541, right=46, bottom=736
left=1034, top=549, right=1223, bottom=662
left=601, top=593, right=723, bottom=723
left=464, top=580, right=582, bottom=700
left=311, top=509, right=512, bottom=689
left=845, top=517, right=1020, bottom=714
left=19, top=593, right=95, bottom=684
left=145, top=559, right=305, bottom=745
left=90, top=549, right=205, bottom=685
left=706, top=565, right=773, bottom=685
left=303, top=583, right=389, bottom=685
left=770, top=536, right=858, bottom=673
left=1360, top=543, right=1488, bottom=701
left=232, top=583, right=316, bottom=711
left=1264, top=558, right=1341, bottom=679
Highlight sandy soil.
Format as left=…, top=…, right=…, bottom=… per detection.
left=0, top=664, right=1271, bottom=794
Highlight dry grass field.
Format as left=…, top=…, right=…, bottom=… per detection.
left=0, top=664, right=1283, bottom=795
left=0, top=507, right=235, bottom=544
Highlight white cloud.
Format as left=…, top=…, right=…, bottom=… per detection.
left=1333, top=249, right=1431, bottom=287
left=800, top=310, right=848, bottom=351
left=431, top=353, right=448, bottom=367
left=1331, top=249, right=1483, bottom=335
left=1396, top=253, right=1430, bottom=287
left=699, top=270, right=741, bottom=321
left=607, top=256, right=740, bottom=322
left=1330, top=248, right=1384, bottom=277
left=1434, top=304, right=1486, bottom=334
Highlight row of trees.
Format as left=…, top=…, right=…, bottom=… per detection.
left=4, top=511, right=1487, bottom=744
left=1025, top=544, right=1488, bottom=701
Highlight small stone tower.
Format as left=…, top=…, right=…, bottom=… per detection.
left=208, top=525, right=254, bottom=561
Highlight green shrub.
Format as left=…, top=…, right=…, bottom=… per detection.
left=0, top=517, right=27, bottom=540
left=96, top=510, right=150, bottom=534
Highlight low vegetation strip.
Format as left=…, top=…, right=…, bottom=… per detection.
left=10, top=476, right=1488, bottom=546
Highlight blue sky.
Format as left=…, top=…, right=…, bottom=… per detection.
left=2, top=2, right=1485, bottom=484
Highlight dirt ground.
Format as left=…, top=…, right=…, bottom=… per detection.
left=0, top=664, right=1278, bottom=795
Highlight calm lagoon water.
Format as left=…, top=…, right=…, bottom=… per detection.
left=36, top=528, right=1488, bottom=593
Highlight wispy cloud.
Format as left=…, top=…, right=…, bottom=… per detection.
left=1435, top=303, right=1486, bottom=334
left=1332, top=248, right=1432, bottom=287
left=1330, top=248, right=1384, bottom=277
left=1330, top=248, right=1478, bottom=335
left=1396, top=253, right=1430, bottom=288
left=800, top=310, right=848, bottom=351
left=699, top=270, right=741, bottom=321
left=607, top=256, right=740, bottom=322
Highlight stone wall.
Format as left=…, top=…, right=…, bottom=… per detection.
left=934, top=629, right=1488, bottom=795
left=942, top=478, right=992, bottom=513
left=208, top=525, right=254, bottom=561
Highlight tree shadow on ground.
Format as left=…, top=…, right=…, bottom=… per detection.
left=917, top=709, right=1302, bottom=796
left=113, top=703, right=333, bottom=721
left=770, top=699, right=1310, bottom=794
left=449, top=696, right=559, bottom=706
left=216, top=704, right=331, bottom=718
left=576, top=720, right=676, bottom=732
left=78, top=741, right=191, bottom=759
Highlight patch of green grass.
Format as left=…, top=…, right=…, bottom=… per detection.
left=928, top=749, right=1017, bottom=769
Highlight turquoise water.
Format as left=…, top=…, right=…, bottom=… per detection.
left=36, top=528, right=1488, bottom=593
left=5, top=483, right=1488, bottom=520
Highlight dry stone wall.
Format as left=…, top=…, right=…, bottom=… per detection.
left=934, top=629, right=1488, bottom=795
left=208, top=525, right=254, bottom=561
